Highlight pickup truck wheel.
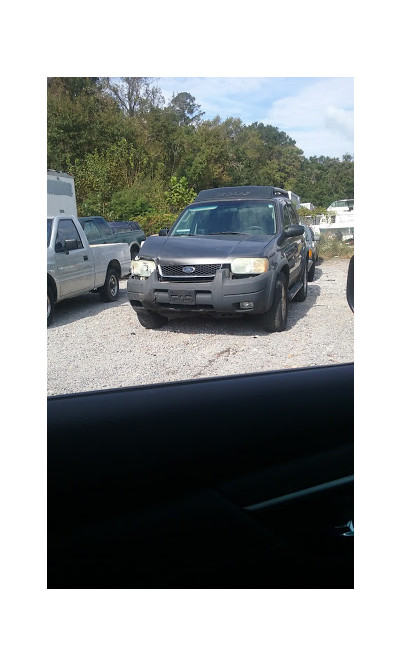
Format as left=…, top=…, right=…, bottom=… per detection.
left=99, top=268, right=119, bottom=302
left=136, top=309, right=168, bottom=329
left=262, top=273, right=288, bottom=332
left=47, top=286, right=55, bottom=326
left=293, top=264, right=308, bottom=302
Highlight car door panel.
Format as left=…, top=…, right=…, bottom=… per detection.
left=55, top=218, right=94, bottom=296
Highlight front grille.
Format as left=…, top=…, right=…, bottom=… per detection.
left=159, top=264, right=222, bottom=279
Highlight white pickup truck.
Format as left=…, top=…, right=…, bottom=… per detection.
left=47, top=215, right=131, bottom=325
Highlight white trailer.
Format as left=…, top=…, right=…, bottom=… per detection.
left=287, top=191, right=301, bottom=210
left=47, top=170, right=78, bottom=217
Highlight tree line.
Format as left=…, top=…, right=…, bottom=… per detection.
left=47, top=77, right=354, bottom=233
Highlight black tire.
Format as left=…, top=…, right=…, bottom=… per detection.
left=130, top=245, right=140, bottom=260
left=262, top=273, right=288, bottom=332
left=308, top=260, right=316, bottom=282
left=47, top=286, right=55, bottom=326
left=136, top=309, right=168, bottom=330
left=99, top=268, right=119, bottom=302
left=293, top=263, right=308, bottom=302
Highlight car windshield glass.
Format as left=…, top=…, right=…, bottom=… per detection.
left=170, top=201, right=277, bottom=237
left=47, top=218, right=53, bottom=246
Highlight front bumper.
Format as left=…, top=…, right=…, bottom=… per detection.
left=127, top=268, right=275, bottom=316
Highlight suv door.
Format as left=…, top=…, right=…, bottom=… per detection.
left=288, top=204, right=304, bottom=282
left=55, top=218, right=94, bottom=296
left=281, top=204, right=301, bottom=286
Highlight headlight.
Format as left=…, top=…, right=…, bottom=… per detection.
left=231, top=258, right=269, bottom=275
left=131, top=259, right=156, bottom=277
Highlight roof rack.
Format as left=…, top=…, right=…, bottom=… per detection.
left=194, top=186, right=290, bottom=202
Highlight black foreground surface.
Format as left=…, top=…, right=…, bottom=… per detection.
left=48, top=363, right=354, bottom=589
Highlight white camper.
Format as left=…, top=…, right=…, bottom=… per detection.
left=47, top=170, right=78, bottom=217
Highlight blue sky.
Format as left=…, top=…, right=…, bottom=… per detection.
left=156, top=77, right=354, bottom=159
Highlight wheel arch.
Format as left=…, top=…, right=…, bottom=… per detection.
left=129, top=242, right=140, bottom=259
left=275, top=260, right=289, bottom=284
left=107, top=259, right=122, bottom=278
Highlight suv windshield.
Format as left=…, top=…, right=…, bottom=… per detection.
left=170, top=201, right=277, bottom=237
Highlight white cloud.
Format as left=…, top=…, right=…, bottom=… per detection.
left=324, top=105, right=354, bottom=140
left=261, top=78, right=353, bottom=157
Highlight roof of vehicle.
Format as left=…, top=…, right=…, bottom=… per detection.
left=47, top=169, right=74, bottom=179
left=78, top=216, right=107, bottom=221
left=194, top=186, right=289, bottom=203
left=109, top=220, right=140, bottom=226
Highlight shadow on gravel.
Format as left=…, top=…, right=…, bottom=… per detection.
left=158, top=282, right=321, bottom=337
left=312, top=266, right=323, bottom=281
left=48, top=284, right=130, bottom=329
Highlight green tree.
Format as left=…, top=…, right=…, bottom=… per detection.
left=101, top=77, right=164, bottom=117
left=168, top=92, right=205, bottom=126
left=47, top=77, right=123, bottom=172
left=47, top=77, right=353, bottom=220
left=164, top=176, right=196, bottom=213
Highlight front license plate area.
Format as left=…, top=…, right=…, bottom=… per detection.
left=168, top=290, right=195, bottom=305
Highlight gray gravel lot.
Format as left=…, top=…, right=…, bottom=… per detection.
left=47, top=257, right=354, bottom=396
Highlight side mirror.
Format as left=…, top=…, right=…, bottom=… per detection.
left=283, top=224, right=305, bottom=239
left=64, top=239, right=79, bottom=252
left=346, top=256, right=354, bottom=312
left=159, top=228, right=169, bottom=236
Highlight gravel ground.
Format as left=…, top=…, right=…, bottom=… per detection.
left=47, top=257, right=354, bottom=396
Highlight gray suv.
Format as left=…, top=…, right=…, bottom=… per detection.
left=127, top=186, right=308, bottom=331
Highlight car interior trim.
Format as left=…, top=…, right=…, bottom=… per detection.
left=244, top=474, right=354, bottom=512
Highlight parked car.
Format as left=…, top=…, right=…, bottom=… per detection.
left=109, top=220, right=145, bottom=235
left=128, top=186, right=308, bottom=331
left=303, top=224, right=319, bottom=281
left=47, top=215, right=131, bottom=325
left=78, top=216, right=145, bottom=259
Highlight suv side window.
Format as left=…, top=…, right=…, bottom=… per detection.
left=55, top=218, right=84, bottom=252
left=288, top=205, right=299, bottom=225
left=95, top=219, right=113, bottom=237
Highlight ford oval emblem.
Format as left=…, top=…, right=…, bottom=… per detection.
left=182, top=266, right=196, bottom=274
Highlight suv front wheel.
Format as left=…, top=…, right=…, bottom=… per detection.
left=262, top=273, right=288, bottom=332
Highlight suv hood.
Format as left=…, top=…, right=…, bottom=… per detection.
left=139, top=234, right=273, bottom=263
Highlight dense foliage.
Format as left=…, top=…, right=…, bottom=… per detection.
left=48, top=77, right=354, bottom=233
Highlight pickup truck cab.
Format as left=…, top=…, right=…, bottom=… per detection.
left=47, top=215, right=131, bottom=325
left=127, top=186, right=307, bottom=331
left=78, top=216, right=145, bottom=259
